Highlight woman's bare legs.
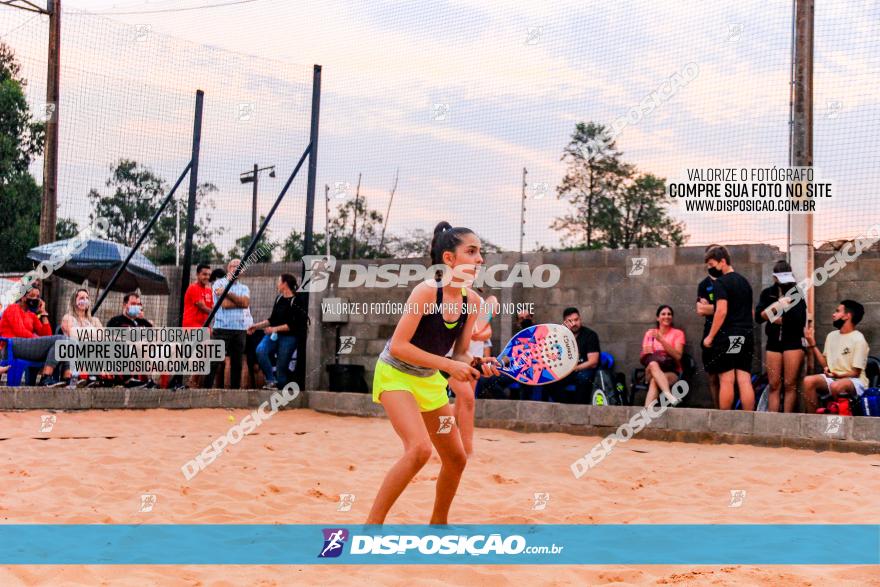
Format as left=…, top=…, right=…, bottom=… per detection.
left=783, top=349, right=804, bottom=413
left=644, top=376, right=659, bottom=406
left=448, top=377, right=476, bottom=455
left=365, top=391, right=434, bottom=525
left=765, top=351, right=783, bottom=412
left=421, top=403, right=468, bottom=524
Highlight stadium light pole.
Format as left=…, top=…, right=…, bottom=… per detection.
left=240, top=164, right=276, bottom=239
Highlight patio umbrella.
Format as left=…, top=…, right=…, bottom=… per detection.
left=26, top=238, right=169, bottom=295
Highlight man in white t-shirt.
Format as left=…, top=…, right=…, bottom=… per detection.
left=802, top=299, right=870, bottom=413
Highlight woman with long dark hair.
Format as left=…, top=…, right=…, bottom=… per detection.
left=365, top=221, right=499, bottom=524
left=640, top=305, right=686, bottom=406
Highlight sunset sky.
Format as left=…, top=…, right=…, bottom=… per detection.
left=2, top=0, right=877, bottom=256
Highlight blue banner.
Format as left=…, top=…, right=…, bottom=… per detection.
left=1, top=525, right=878, bottom=565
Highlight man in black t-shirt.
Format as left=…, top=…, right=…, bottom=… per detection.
left=702, top=246, right=755, bottom=410
left=546, top=307, right=601, bottom=403
left=696, top=269, right=721, bottom=408
left=106, top=292, right=154, bottom=388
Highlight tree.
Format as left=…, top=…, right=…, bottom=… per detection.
left=56, top=218, right=80, bottom=240
left=553, top=122, right=629, bottom=250
left=595, top=173, right=687, bottom=249
left=147, top=182, right=224, bottom=265
left=280, top=229, right=327, bottom=261
left=552, top=121, right=688, bottom=250
left=88, top=159, right=166, bottom=247
left=0, top=42, right=45, bottom=272
left=228, top=215, right=278, bottom=263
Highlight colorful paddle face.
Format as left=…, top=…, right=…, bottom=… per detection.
left=495, top=323, right=578, bottom=386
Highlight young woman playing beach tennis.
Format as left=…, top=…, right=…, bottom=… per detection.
left=366, top=221, right=500, bottom=525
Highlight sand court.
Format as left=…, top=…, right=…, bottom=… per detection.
left=1, top=408, right=878, bottom=585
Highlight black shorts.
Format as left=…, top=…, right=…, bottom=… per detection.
left=702, top=341, right=723, bottom=374
left=765, top=335, right=804, bottom=353
left=707, top=333, right=754, bottom=373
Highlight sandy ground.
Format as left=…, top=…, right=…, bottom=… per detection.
left=0, top=408, right=878, bottom=586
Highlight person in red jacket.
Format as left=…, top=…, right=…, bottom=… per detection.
left=0, top=286, right=69, bottom=387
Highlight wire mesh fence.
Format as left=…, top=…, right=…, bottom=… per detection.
left=0, top=0, right=877, bottom=273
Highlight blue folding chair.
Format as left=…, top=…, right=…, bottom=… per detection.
left=0, top=338, right=43, bottom=387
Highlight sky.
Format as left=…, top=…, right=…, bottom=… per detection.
left=2, top=0, right=878, bottom=257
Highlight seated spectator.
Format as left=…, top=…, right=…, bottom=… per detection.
left=107, top=292, right=153, bottom=328
left=0, top=286, right=69, bottom=386
left=106, top=292, right=154, bottom=388
left=545, top=307, right=600, bottom=403
left=61, top=288, right=102, bottom=336
left=514, top=308, right=534, bottom=332
left=640, top=305, right=686, bottom=406
left=60, top=288, right=103, bottom=387
left=248, top=273, right=299, bottom=390
left=802, top=299, right=870, bottom=413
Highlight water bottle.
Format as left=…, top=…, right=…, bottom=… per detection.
left=270, top=332, right=278, bottom=342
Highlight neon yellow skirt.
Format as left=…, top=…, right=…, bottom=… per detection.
left=372, top=359, right=449, bottom=412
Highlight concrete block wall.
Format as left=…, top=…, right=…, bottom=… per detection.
left=38, top=245, right=880, bottom=405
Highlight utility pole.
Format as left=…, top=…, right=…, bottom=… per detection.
left=250, top=162, right=258, bottom=238
left=324, top=184, right=330, bottom=257
left=40, top=0, right=61, bottom=245
left=520, top=167, right=527, bottom=258
left=378, top=167, right=398, bottom=255
left=349, top=172, right=361, bottom=259
left=790, top=0, right=814, bottom=318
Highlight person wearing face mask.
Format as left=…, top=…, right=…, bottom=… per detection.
left=60, top=289, right=104, bottom=387
left=755, top=260, right=807, bottom=413
left=702, top=245, right=756, bottom=410
left=696, top=243, right=723, bottom=408
left=106, top=292, right=153, bottom=387
left=61, top=289, right=103, bottom=336
left=0, top=286, right=69, bottom=386
left=106, top=292, right=153, bottom=328
left=801, top=299, right=869, bottom=414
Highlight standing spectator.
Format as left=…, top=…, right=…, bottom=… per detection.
left=802, top=300, right=869, bottom=413
left=176, top=263, right=214, bottom=388
left=0, top=286, right=68, bottom=386
left=547, top=307, right=600, bottom=403
left=107, top=292, right=154, bottom=388
left=702, top=246, right=756, bottom=410
left=206, top=259, right=250, bottom=389
left=696, top=243, right=722, bottom=408
left=640, top=305, right=686, bottom=406
left=182, top=264, right=214, bottom=328
left=755, top=260, right=807, bottom=413
left=248, top=273, right=300, bottom=390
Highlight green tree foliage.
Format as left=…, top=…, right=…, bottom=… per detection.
left=227, top=215, right=278, bottom=263
left=148, top=182, right=224, bottom=265
left=0, top=42, right=44, bottom=272
left=553, top=121, right=687, bottom=249
left=55, top=218, right=80, bottom=240
left=88, top=159, right=166, bottom=247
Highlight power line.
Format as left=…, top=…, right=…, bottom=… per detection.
left=70, top=0, right=261, bottom=16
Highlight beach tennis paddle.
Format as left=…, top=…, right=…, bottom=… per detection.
left=472, top=323, right=578, bottom=386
